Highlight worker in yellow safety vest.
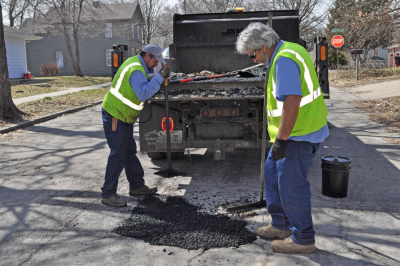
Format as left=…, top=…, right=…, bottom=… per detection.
left=101, top=44, right=170, bottom=207
left=236, top=23, right=329, bottom=254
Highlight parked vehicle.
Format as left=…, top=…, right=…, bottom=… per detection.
left=138, top=10, right=329, bottom=160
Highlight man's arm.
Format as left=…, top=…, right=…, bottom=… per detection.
left=276, top=95, right=302, bottom=140
left=129, top=71, right=164, bottom=102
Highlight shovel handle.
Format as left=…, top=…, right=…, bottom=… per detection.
left=163, top=63, right=168, bottom=86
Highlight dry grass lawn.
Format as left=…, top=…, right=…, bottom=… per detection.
left=353, top=97, right=400, bottom=144
left=1, top=88, right=108, bottom=128
left=12, top=76, right=111, bottom=98
left=330, top=68, right=400, bottom=88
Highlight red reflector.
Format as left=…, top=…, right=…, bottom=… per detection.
left=216, top=109, right=223, bottom=116
left=230, top=109, right=237, bottom=116
left=161, top=117, right=174, bottom=132
left=202, top=110, right=209, bottom=117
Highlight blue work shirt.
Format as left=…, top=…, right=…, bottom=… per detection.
left=129, top=55, right=164, bottom=102
left=270, top=40, right=329, bottom=143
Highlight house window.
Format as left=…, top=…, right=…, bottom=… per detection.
left=70, top=28, right=74, bottom=40
left=131, top=48, right=137, bottom=56
left=106, top=49, right=113, bottom=66
left=137, top=25, right=141, bottom=41
left=56, top=51, right=64, bottom=68
left=105, top=23, right=112, bottom=38
left=132, top=24, right=135, bottom=39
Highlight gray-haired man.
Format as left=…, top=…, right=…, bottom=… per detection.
left=236, top=23, right=329, bottom=253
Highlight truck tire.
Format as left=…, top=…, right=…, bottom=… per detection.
left=147, top=152, right=166, bottom=159
left=170, top=152, right=185, bottom=159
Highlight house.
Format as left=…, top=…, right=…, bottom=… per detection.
left=367, top=46, right=388, bottom=63
left=387, top=44, right=400, bottom=67
left=4, top=25, right=42, bottom=78
left=20, top=2, right=144, bottom=77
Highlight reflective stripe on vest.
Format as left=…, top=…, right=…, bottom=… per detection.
left=267, top=49, right=322, bottom=117
left=109, top=62, right=145, bottom=111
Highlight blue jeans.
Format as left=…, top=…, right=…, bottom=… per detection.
left=264, top=140, right=319, bottom=245
left=102, top=108, right=144, bottom=198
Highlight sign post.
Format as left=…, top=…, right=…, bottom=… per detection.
left=351, top=49, right=363, bottom=80
left=331, top=35, right=344, bottom=69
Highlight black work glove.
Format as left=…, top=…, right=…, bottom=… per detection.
left=159, top=68, right=171, bottom=79
left=271, top=137, right=288, bottom=161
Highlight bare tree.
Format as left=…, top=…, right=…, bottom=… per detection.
left=2, top=0, right=31, bottom=27
left=177, top=0, right=246, bottom=13
left=0, top=2, right=23, bottom=120
left=328, top=0, right=399, bottom=60
left=151, top=4, right=180, bottom=42
left=271, top=0, right=331, bottom=46
left=35, top=0, right=87, bottom=76
left=139, top=0, right=166, bottom=44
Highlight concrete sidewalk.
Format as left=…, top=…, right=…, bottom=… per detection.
left=0, top=85, right=399, bottom=265
left=13, top=82, right=111, bottom=105
left=342, top=79, right=400, bottom=99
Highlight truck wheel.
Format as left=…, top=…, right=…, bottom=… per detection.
left=161, top=152, right=185, bottom=159
left=171, top=152, right=185, bottom=159
left=147, top=152, right=166, bottom=159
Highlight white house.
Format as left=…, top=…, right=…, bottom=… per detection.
left=4, top=25, right=42, bottom=78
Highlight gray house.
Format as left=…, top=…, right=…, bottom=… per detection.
left=20, top=2, right=144, bottom=77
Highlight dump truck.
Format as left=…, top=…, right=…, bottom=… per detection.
left=137, top=9, right=329, bottom=160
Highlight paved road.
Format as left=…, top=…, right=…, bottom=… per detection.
left=0, top=86, right=400, bottom=265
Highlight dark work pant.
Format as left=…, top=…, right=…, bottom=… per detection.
left=101, top=108, right=144, bottom=198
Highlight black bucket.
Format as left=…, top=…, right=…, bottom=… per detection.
left=321, top=156, right=351, bottom=198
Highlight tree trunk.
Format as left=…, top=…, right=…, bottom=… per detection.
left=62, top=25, right=83, bottom=76
left=0, top=3, right=23, bottom=120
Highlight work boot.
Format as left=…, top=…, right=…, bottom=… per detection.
left=271, top=237, right=315, bottom=254
left=129, top=185, right=158, bottom=196
left=257, top=224, right=292, bottom=239
left=101, top=194, right=127, bottom=207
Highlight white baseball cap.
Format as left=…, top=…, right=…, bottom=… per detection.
left=142, top=44, right=166, bottom=64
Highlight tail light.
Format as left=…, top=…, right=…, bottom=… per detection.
left=202, top=110, right=209, bottom=117
left=161, top=117, right=174, bottom=132
left=113, top=53, right=119, bottom=68
left=230, top=109, right=237, bottom=116
left=320, top=46, right=326, bottom=61
left=216, top=109, right=223, bottom=116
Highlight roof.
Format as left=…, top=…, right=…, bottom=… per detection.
left=4, top=25, right=42, bottom=40
left=84, top=2, right=140, bottom=21
left=20, top=2, right=141, bottom=34
left=387, top=44, right=400, bottom=49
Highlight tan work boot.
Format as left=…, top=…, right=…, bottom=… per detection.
left=257, top=224, right=292, bottom=239
left=101, top=194, right=127, bottom=207
left=129, top=185, right=158, bottom=196
left=271, top=237, right=315, bottom=254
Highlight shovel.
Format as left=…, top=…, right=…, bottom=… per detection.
left=168, top=63, right=264, bottom=84
left=154, top=64, right=187, bottom=178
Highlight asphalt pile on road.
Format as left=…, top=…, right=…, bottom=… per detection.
left=113, top=195, right=257, bottom=250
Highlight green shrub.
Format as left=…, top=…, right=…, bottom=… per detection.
left=328, top=49, right=348, bottom=69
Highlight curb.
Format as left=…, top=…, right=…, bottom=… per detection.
left=0, top=101, right=103, bottom=134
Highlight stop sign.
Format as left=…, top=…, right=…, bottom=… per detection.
left=331, top=35, right=344, bottom=48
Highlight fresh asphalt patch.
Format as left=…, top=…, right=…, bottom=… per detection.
left=113, top=195, right=257, bottom=250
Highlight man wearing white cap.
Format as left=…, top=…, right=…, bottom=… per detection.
left=101, top=44, right=170, bottom=207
